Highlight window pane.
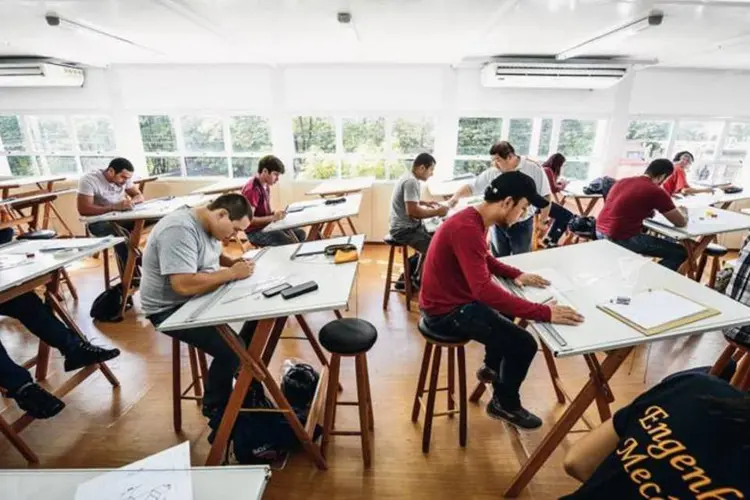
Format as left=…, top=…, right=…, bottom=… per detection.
left=393, top=118, right=435, bottom=155
left=720, top=122, right=750, bottom=161
left=293, top=156, right=338, bottom=180
left=73, top=116, right=116, bottom=153
left=562, top=161, right=589, bottom=181
left=508, top=119, right=532, bottom=156
left=341, top=158, right=386, bottom=180
left=0, top=116, right=26, bottom=152
left=139, top=116, right=177, bottom=153
left=232, top=157, right=260, bottom=178
left=673, top=121, right=723, bottom=159
left=622, top=120, right=672, bottom=163
left=146, top=157, right=182, bottom=177
left=456, top=118, right=501, bottom=156
left=538, top=119, right=553, bottom=157
left=454, top=159, right=491, bottom=177
left=185, top=156, right=228, bottom=177
left=230, top=116, right=271, bottom=153
left=80, top=156, right=114, bottom=172
left=27, top=116, right=73, bottom=152
left=181, top=116, right=224, bottom=153
left=342, top=117, right=385, bottom=154
left=558, top=120, right=596, bottom=157
left=45, top=156, right=78, bottom=174
left=387, top=160, right=411, bottom=180
left=8, top=156, right=41, bottom=176
left=293, top=117, right=335, bottom=154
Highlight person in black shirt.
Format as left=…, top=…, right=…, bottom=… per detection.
left=562, top=372, right=749, bottom=499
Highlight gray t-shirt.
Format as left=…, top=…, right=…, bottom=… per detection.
left=78, top=170, right=134, bottom=207
left=469, top=158, right=551, bottom=221
left=140, top=207, right=222, bottom=316
left=389, top=172, right=422, bottom=233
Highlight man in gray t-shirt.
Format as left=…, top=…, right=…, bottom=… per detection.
left=142, top=194, right=255, bottom=418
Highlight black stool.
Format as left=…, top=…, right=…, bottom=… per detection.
left=383, top=234, right=419, bottom=311
left=320, top=318, right=377, bottom=468
left=411, top=318, right=468, bottom=453
left=696, top=243, right=728, bottom=288
left=17, top=229, right=78, bottom=300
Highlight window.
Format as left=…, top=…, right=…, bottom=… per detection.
left=456, top=118, right=501, bottom=156
left=46, top=156, right=79, bottom=175
left=508, top=119, right=532, bottom=156
left=673, top=121, right=724, bottom=160
left=146, top=157, right=182, bottom=177
left=7, top=156, right=41, bottom=177
left=537, top=119, right=553, bottom=158
left=454, top=159, right=491, bottom=176
left=231, top=157, right=260, bottom=178
left=80, top=156, right=115, bottom=172
left=0, top=116, right=26, bottom=152
left=623, top=120, right=672, bottom=164
left=720, top=122, right=750, bottom=162
left=27, top=116, right=74, bottom=153
left=185, top=156, right=228, bottom=177
left=230, top=116, right=271, bottom=153
left=292, top=116, right=337, bottom=179
left=73, top=116, right=116, bottom=153
left=392, top=118, right=435, bottom=156
left=181, top=116, right=225, bottom=153
left=139, top=115, right=177, bottom=153
left=342, top=117, right=386, bottom=180
left=557, top=119, right=597, bottom=180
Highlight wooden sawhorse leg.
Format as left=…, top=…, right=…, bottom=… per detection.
left=118, top=219, right=146, bottom=319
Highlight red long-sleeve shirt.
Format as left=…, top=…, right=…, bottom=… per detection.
left=419, top=208, right=552, bottom=322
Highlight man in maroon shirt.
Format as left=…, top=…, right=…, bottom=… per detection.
left=241, top=155, right=305, bottom=247
left=596, top=159, right=688, bottom=271
left=420, top=171, right=584, bottom=430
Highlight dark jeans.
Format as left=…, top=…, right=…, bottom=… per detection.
left=0, top=228, right=13, bottom=245
left=546, top=203, right=575, bottom=244
left=423, top=302, right=538, bottom=410
left=598, top=231, right=687, bottom=272
left=246, top=228, right=306, bottom=247
left=88, top=220, right=134, bottom=271
left=491, top=217, right=534, bottom=257
left=0, top=292, right=81, bottom=393
left=392, top=226, right=432, bottom=282
left=149, top=309, right=258, bottom=410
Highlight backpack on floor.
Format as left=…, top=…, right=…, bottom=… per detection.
left=567, top=216, right=597, bottom=240
left=90, top=284, right=133, bottom=323
left=583, top=176, right=616, bottom=199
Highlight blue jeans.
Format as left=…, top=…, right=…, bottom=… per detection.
left=423, top=302, right=537, bottom=410
left=246, top=228, right=306, bottom=247
left=597, top=231, right=687, bottom=272
left=491, top=217, right=534, bottom=257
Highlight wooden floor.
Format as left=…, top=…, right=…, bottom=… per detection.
left=0, top=244, right=731, bottom=499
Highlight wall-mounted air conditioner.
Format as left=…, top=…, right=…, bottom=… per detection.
left=481, top=60, right=629, bottom=90
left=0, top=62, right=84, bottom=88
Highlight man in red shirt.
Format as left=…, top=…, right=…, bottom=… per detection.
left=420, top=171, right=584, bottom=430
left=241, top=155, right=305, bottom=246
left=662, top=151, right=713, bottom=196
left=596, top=158, right=688, bottom=271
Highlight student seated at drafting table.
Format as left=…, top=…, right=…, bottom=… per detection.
left=0, top=218, right=120, bottom=419
left=140, top=194, right=257, bottom=419
left=420, top=172, right=584, bottom=430
left=242, top=155, right=305, bottom=247
left=77, top=157, right=145, bottom=272
left=662, top=151, right=714, bottom=197
left=596, top=159, right=689, bottom=272
left=562, top=371, right=750, bottom=499
left=388, top=153, right=448, bottom=288
left=722, top=233, right=750, bottom=350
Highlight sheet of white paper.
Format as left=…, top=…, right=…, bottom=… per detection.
left=516, top=268, right=579, bottom=305
left=74, top=442, right=193, bottom=500
left=297, top=236, right=352, bottom=255
left=242, top=248, right=264, bottom=260
left=600, top=289, right=707, bottom=331
left=0, top=254, right=31, bottom=270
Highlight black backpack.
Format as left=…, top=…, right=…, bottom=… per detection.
left=583, top=176, right=616, bottom=199
left=567, top=216, right=597, bottom=240
left=90, top=284, right=133, bottom=323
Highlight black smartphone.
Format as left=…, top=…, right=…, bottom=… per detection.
left=262, top=282, right=291, bottom=298
left=281, top=281, right=319, bottom=299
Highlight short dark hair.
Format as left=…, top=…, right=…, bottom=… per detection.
left=485, top=171, right=547, bottom=209
left=673, top=151, right=694, bottom=163
left=108, top=157, right=134, bottom=174
left=207, top=193, right=253, bottom=221
left=413, top=153, right=436, bottom=169
left=489, top=141, right=516, bottom=159
left=645, top=158, right=675, bottom=178
left=257, top=155, right=285, bottom=175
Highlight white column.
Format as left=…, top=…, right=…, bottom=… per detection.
left=433, top=67, right=459, bottom=180
left=599, top=71, right=636, bottom=178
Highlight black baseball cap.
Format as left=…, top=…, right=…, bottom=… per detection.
left=484, top=171, right=548, bottom=209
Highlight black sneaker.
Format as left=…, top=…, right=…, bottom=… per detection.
left=542, top=238, right=557, bottom=248
left=14, top=383, right=65, bottom=419
left=486, top=398, right=543, bottom=430
left=476, top=364, right=499, bottom=384
left=64, top=342, right=121, bottom=372
left=394, top=280, right=406, bottom=292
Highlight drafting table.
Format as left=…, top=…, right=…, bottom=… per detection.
left=673, top=189, right=750, bottom=210
left=306, top=177, right=374, bottom=235
left=558, top=180, right=602, bottom=216
left=470, top=240, right=750, bottom=497
left=423, top=195, right=483, bottom=234
left=644, top=207, right=750, bottom=280
left=191, top=178, right=247, bottom=195
left=133, top=175, right=161, bottom=196
left=426, top=175, right=475, bottom=200
left=0, top=237, right=122, bottom=464
left=0, top=465, right=270, bottom=500
left=158, top=235, right=365, bottom=468
left=80, top=194, right=216, bottom=318
left=264, top=193, right=362, bottom=241
left=0, top=176, right=75, bottom=234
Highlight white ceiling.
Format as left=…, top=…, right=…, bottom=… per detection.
left=0, top=0, right=750, bottom=69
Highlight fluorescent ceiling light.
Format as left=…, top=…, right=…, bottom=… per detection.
left=556, top=10, right=664, bottom=61
left=45, top=12, right=162, bottom=55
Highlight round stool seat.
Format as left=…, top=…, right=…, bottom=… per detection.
left=384, top=234, right=400, bottom=246
left=705, top=243, right=728, bottom=257
left=319, top=318, right=378, bottom=355
left=418, top=318, right=469, bottom=345
left=17, top=229, right=57, bottom=240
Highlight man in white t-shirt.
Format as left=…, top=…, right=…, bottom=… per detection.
left=448, top=141, right=551, bottom=257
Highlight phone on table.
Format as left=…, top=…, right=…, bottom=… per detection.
left=261, top=282, right=292, bottom=298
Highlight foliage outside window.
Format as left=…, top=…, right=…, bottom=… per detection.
left=230, top=116, right=272, bottom=154
left=508, top=119, right=532, bottom=156
left=623, top=120, right=672, bottom=164
left=457, top=118, right=501, bottom=156
left=673, top=121, right=723, bottom=160
left=181, top=116, right=225, bottom=153
left=720, top=122, right=750, bottom=162
left=537, top=119, right=553, bottom=158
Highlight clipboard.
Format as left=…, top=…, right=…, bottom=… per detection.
left=597, top=288, right=720, bottom=336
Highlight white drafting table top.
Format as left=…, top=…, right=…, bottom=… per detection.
left=426, top=177, right=475, bottom=198
left=263, top=193, right=362, bottom=233
left=0, top=189, right=74, bottom=207
left=501, top=239, right=750, bottom=357
left=673, top=190, right=750, bottom=209
left=191, top=178, right=247, bottom=195
left=158, top=234, right=365, bottom=331
left=423, top=196, right=483, bottom=233
left=644, top=206, right=750, bottom=240
left=561, top=180, right=601, bottom=199
left=80, top=194, right=215, bottom=224
left=306, top=177, right=374, bottom=196
left=0, top=175, right=68, bottom=189
left=0, top=237, right=123, bottom=294
left=0, top=466, right=270, bottom=500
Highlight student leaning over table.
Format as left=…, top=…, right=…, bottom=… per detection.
left=140, top=194, right=258, bottom=420
left=420, top=171, right=584, bottom=430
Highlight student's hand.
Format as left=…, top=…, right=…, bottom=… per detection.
left=229, top=260, right=254, bottom=280
left=115, top=199, right=134, bottom=211
left=514, top=273, right=550, bottom=288
left=272, top=210, right=286, bottom=222
left=549, top=303, right=584, bottom=325
left=436, top=205, right=449, bottom=217
left=446, top=197, right=459, bottom=208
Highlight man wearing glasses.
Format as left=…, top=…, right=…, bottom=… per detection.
left=662, top=151, right=714, bottom=196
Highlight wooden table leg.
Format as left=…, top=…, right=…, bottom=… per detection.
left=503, top=347, right=632, bottom=498
left=118, top=220, right=145, bottom=318
left=346, top=217, right=358, bottom=234
left=0, top=414, right=39, bottom=464
left=261, top=317, right=289, bottom=365
left=677, top=236, right=713, bottom=281
left=306, top=223, right=323, bottom=241
left=541, top=343, right=566, bottom=404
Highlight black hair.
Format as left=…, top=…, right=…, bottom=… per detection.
left=644, top=158, right=675, bottom=179
left=489, top=141, right=516, bottom=159
left=257, top=155, right=285, bottom=175
left=207, top=193, right=253, bottom=221
left=108, top=157, right=134, bottom=174
left=542, top=153, right=566, bottom=177
left=413, top=153, right=436, bottom=169
left=484, top=170, right=543, bottom=208
left=673, top=151, right=695, bottom=163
